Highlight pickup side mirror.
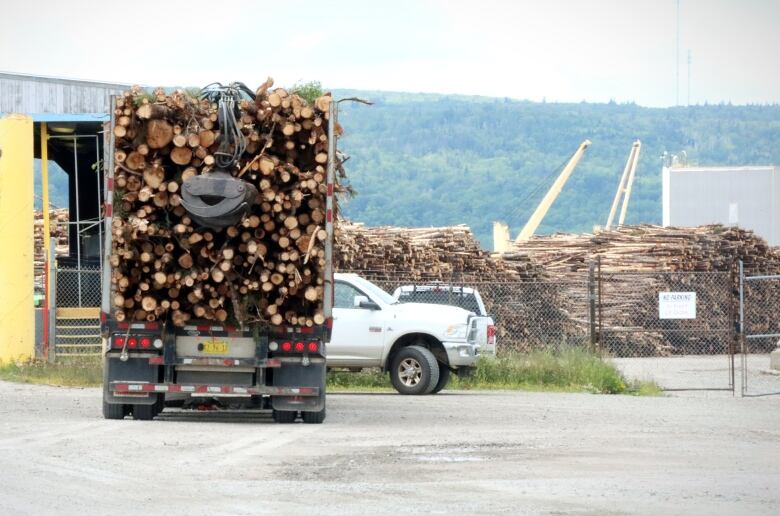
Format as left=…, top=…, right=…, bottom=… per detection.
left=354, top=295, right=380, bottom=310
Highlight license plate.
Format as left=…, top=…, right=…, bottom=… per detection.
left=201, top=340, right=229, bottom=354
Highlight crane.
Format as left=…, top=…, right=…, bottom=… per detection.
left=493, top=139, right=591, bottom=253
left=605, top=140, right=641, bottom=230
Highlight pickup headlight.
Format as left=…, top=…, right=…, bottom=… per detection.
left=444, top=323, right=468, bottom=339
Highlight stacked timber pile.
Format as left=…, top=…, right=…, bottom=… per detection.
left=335, top=223, right=575, bottom=351
left=507, top=224, right=780, bottom=355
left=335, top=222, right=544, bottom=281
left=110, top=80, right=335, bottom=327
left=33, top=208, right=69, bottom=292
left=511, top=225, right=780, bottom=274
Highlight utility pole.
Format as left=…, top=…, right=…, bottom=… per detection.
left=687, top=49, right=692, bottom=106
left=676, top=0, right=680, bottom=106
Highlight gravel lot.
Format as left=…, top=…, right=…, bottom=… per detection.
left=1, top=380, right=778, bottom=515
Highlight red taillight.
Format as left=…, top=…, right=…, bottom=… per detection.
left=113, top=336, right=125, bottom=348
left=294, top=341, right=305, bottom=352
left=140, top=337, right=151, bottom=349
left=127, top=337, right=138, bottom=348
left=307, top=341, right=318, bottom=353
left=281, top=341, right=292, bottom=352
left=487, top=325, right=496, bottom=338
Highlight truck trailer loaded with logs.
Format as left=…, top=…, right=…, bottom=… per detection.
left=101, top=80, right=336, bottom=423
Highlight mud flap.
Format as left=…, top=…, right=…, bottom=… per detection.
left=103, top=356, right=159, bottom=406
left=271, top=361, right=326, bottom=411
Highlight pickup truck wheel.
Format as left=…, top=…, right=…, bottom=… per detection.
left=430, top=364, right=451, bottom=394
left=102, top=401, right=125, bottom=420
left=272, top=409, right=297, bottom=423
left=390, top=345, right=440, bottom=395
left=302, top=407, right=326, bottom=424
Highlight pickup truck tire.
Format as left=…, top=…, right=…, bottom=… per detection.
left=390, top=345, right=440, bottom=395
left=102, top=401, right=125, bottom=420
left=272, top=409, right=298, bottom=423
left=302, top=407, right=326, bottom=424
left=430, top=364, right=451, bottom=394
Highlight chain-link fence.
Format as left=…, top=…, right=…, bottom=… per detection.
left=56, top=266, right=102, bottom=308
left=355, top=270, right=591, bottom=352
left=55, top=318, right=102, bottom=357
left=598, top=271, right=735, bottom=357
left=741, top=272, right=780, bottom=396
left=53, top=266, right=102, bottom=358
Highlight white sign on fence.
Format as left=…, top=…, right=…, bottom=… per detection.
left=658, top=292, right=697, bottom=319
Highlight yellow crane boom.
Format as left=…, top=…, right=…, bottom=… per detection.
left=605, top=140, right=641, bottom=230
left=514, top=139, right=591, bottom=244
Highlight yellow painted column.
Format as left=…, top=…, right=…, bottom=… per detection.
left=0, top=114, right=34, bottom=361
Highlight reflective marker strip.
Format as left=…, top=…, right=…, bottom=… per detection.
left=111, top=383, right=318, bottom=396
left=326, top=209, right=333, bottom=223
left=327, top=183, right=334, bottom=197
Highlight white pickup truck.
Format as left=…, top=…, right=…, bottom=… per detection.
left=393, top=284, right=497, bottom=355
left=328, top=273, right=485, bottom=394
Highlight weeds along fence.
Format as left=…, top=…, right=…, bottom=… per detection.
left=345, top=269, right=738, bottom=358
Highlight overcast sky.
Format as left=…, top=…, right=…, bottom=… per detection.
left=1, top=0, right=778, bottom=107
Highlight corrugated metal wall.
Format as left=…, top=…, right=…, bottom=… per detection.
left=0, top=72, right=127, bottom=114
left=663, top=166, right=780, bottom=245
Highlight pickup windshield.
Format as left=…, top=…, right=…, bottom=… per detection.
left=396, top=289, right=482, bottom=314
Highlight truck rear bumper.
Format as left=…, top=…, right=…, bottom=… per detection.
left=442, top=341, right=480, bottom=366
left=110, top=382, right=320, bottom=397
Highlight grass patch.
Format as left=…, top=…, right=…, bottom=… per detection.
left=328, top=348, right=661, bottom=395
left=0, top=357, right=102, bottom=387
left=0, top=350, right=660, bottom=396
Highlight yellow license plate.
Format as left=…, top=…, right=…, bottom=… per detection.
left=202, top=340, right=229, bottom=354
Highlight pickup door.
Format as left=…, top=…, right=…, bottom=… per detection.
left=328, top=281, right=387, bottom=367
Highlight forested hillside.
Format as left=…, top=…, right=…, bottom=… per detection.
left=333, top=90, right=780, bottom=247
left=35, top=91, right=780, bottom=248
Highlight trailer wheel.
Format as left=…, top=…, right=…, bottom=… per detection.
left=430, top=364, right=451, bottom=394
left=302, top=407, right=326, bottom=424
left=390, top=345, right=440, bottom=395
left=102, top=401, right=126, bottom=420
left=132, top=404, right=156, bottom=421
left=272, top=409, right=297, bottom=423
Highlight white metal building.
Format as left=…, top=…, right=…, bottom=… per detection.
left=662, top=166, right=780, bottom=245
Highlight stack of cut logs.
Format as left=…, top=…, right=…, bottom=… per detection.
left=508, top=224, right=780, bottom=275
left=33, top=208, right=69, bottom=292
left=505, top=225, right=780, bottom=355
left=335, top=222, right=543, bottom=281
left=110, top=80, right=335, bottom=327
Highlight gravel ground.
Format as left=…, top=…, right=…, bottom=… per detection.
left=613, top=354, right=780, bottom=395
left=0, top=381, right=778, bottom=515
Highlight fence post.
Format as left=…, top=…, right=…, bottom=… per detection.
left=738, top=259, right=745, bottom=396
left=588, top=262, right=596, bottom=351
left=48, top=238, right=57, bottom=363
left=597, top=256, right=603, bottom=351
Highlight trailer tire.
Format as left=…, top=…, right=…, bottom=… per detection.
left=132, top=403, right=156, bottom=421
left=103, top=401, right=126, bottom=420
left=302, top=407, right=326, bottom=424
left=390, top=345, right=440, bottom=395
left=430, top=364, right=451, bottom=394
left=272, top=409, right=297, bottom=423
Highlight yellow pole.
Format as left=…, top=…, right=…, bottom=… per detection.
left=0, top=114, right=35, bottom=361
left=618, top=140, right=642, bottom=228
left=41, top=122, right=50, bottom=258
left=605, top=141, right=639, bottom=230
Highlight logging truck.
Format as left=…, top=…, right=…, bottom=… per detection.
left=101, top=81, right=335, bottom=423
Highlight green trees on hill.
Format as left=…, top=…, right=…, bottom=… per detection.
left=334, top=90, right=780, bottom=247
